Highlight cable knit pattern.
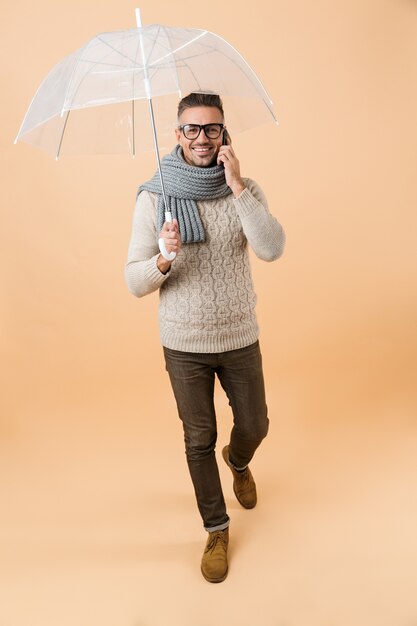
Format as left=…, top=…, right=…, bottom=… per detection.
left=125, top=178, right=285, bottom=353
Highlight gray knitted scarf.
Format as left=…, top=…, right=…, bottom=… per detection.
left=138, top=145, right=232, bottom=244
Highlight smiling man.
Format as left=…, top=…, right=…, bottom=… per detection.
left=125, top=92, right=285, bottom=583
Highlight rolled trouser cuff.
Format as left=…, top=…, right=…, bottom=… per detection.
left=227, top=452, right=248, bottom=472
left=205, top=519, right=230, bottom=533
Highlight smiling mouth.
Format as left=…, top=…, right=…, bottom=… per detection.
left=192, top=146, right=213, bottom=155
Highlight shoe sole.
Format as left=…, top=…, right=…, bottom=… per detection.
left=201, top=566, right=228, bottom=583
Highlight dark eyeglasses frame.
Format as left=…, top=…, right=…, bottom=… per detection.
left=178, top=123, right=225, bottom=140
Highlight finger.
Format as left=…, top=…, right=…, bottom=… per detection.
left=219, top=145, right=235, bottom=157
left=169, top=219, right=180, bottom=232
left=217, top=152, right=228, bottom=166
left=164, top=239, right=180, bottom=253
left=162, top=221, right=176, bottom=233
left=217, top=147, right=236, bottom=165
left=160, top=231, right=175, bottom=243
left=160, top=229, right=181, bottom=245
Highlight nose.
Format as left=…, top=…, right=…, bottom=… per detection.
left=194, top=129, right=214, bottom=142
left=193, top=126, right=216, bottom=140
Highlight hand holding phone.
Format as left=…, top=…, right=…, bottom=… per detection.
left=219, top=129, right=228, bottom=169
left=218, top=128, right=245, bottom=196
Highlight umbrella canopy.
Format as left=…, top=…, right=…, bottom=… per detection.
left=15, top=21, right=277, bottom=157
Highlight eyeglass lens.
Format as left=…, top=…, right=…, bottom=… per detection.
left=182, top=124, right=223, bottom=139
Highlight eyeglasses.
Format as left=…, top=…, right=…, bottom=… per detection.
left=178, top=123, right=225, bottom=140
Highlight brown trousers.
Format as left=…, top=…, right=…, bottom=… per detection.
left=163, top=341, right=269, bottom=531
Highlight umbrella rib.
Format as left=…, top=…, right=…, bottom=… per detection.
left=207, top=32, right=275, bottom=107
left=155, top=36, right=274, bottom=116
left=132, top=99, right=135, bottom=157
left=151, top=30, right=273, bottom=104
left=78, top=29, right=169, bottom=75
left=88, top=25, right=178, bottom=69
left=62, top=45, right=146, bottom=112
left=146, top=34, right=225, bottom=70
left=146, top=31, right=207, bottom=70
left=56, top=110, right=70, bottom=159
left=174, top=58, right=204, bottom=92
left=143, top=54, right=214, bottom=92
left=59, top=41, right=92, bottom=115
left=160, top=27, right=183, bottom=97
left=140, top=24, right=161, bottom=67
left=95, top=35, right=143, bottom=68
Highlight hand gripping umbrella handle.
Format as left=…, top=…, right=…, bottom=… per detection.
left=158, top=211, right=177, bottom=261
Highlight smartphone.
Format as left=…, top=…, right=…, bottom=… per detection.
left=222, top=128, right=229, bottom=145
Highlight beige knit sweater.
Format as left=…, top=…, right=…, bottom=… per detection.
left=125, top=178, right=285, bottom=353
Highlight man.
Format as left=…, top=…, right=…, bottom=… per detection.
left=125, top=93, right=285, bottom=583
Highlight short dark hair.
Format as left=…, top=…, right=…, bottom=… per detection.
left=177, top=92, right=224, bottom=120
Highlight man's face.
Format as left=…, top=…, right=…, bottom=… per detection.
left=175, top=106, right=224, bottom=167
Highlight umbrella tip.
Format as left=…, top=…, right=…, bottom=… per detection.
left=135, top=8, right=142, bottom=28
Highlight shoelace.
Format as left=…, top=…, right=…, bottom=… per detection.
left=206, top=531, right=227, bottom=553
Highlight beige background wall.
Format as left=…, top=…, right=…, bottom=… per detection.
left=1, top=1, right=417, bottom=625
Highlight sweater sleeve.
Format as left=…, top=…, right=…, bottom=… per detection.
left=234, top=179, right=285, bottom=261
left=124, top=190, right=170, bottom=298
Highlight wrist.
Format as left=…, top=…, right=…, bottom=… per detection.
left=157, top=254, right=172, bottom=275
left=232, top=181, right=245, bottom=198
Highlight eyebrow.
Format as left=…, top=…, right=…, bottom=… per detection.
left=180, top=121, right=224, bottom=125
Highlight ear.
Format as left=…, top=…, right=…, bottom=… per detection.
left=175, top=127, right=181, bottom=143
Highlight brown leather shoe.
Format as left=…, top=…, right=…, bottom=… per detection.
left=222, top=445, right=257, bottom=509
left=201, top=527, right=229, bottom=583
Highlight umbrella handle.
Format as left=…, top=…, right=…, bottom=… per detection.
left=158, top=211, right=177, bottom=261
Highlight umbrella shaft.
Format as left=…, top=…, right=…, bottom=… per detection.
left=147, top=97, right=169, bottom=216
left=136, top=11, right=169, bottom=217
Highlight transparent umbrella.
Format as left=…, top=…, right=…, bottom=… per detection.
left=15, top=9, right=278, bottom=258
